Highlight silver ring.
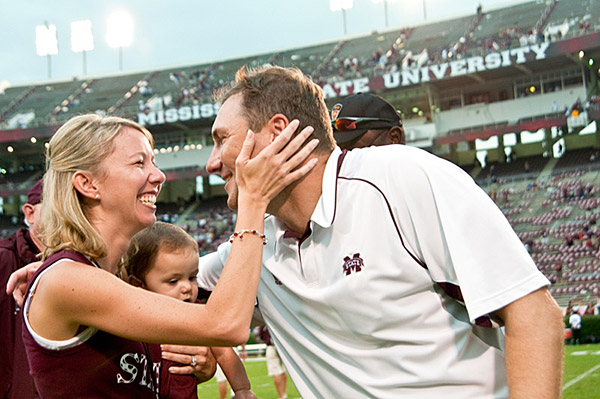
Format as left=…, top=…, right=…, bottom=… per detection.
left=190, top=355, right=197, bottom=367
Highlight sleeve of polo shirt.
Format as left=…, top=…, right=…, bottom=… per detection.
left=196, top=242, right=231, bottom=291
left=388, top=149, right=549, bottom=323
left=197, top=242, right=264, bottom=325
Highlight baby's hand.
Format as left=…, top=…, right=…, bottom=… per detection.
left=233, top=389, right=257, bottom=399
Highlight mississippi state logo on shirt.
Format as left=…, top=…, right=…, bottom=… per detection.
left=342, top=253, right=364, bottom=275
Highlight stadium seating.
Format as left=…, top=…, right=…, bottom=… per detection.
left=471, top=1, right=547, bottom=44
left=403, top=15, right=475, bottom=60
left=0, top=0, right=599, bottom=309
left=485, top=158, right=600, bottom=306
left=545, top=0, right=596, bottom=39
left=7, top=81, right=82, bottom=127
left=276, top=41, right=339, bottom=77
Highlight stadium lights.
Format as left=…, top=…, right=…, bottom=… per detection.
left=35, top=22, right=59, bottom=78
left=330, top=0, right=353, bottom=35
left=71, top=20, right=94, bottom=75
left=106, top=10, right=134, bottom=71
left=155, top=143, right=203, bottom=154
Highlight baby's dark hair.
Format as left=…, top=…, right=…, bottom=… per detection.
left=123, top=222, right=199, bottom=282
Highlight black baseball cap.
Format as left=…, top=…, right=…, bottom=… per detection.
left=331, top=93, right=402, bottom=144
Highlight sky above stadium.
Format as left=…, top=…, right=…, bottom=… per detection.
left=1, top=0, right=532, bottom=87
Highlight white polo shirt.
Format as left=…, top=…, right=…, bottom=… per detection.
left=198, top=146, right=549, bottom=399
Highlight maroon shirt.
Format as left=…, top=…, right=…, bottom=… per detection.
left=257, top=325, right=273, bottom=346
left=159, top=358, right=198, bottom=399
left=0, top=228, right=40, bottom=399
left=22, top=250, right=161, bottom=398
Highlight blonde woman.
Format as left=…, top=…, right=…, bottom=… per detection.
left=20, top=114, right=317, bottom=398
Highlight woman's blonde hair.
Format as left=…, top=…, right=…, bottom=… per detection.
left=40, top=114, right=154, bottom=261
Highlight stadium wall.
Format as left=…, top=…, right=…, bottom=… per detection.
left=159, top=179, right=197, bottom=204
left=435, top=87, right=586, bottom=133
left=511, top=141, right=545, bottom=158
left=155, top=145, right=212, bottom=170
left=565, top=316, right=600, bottom=343
left=564, top=132, right=598, bottom=150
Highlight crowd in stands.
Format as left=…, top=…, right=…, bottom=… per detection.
left=487, top=164, right=600, bottom=308
left=1, top=0, right=597, bottom=130
left=146, top=0, right=594, bottom=107
left=141, top=0, right=592, bottom=111
left=156, top=199, right=236, bottom=256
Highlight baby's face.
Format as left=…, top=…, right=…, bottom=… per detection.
left=143, top=248, right=199, bottom=303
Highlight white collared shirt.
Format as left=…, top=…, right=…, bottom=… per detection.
left=199, top=145, right=549, bottom=399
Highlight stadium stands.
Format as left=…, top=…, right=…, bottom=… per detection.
left=471, top=1, right=547, bottom=44
left=0, top=0, right=599, bottom=308
left=277, top=40, right=339, bottom=77
left=484, top=159, right=600, bottom=306
left=545, top=0, right=596, bottom=39
left=9, top=81, right=82, bottom=127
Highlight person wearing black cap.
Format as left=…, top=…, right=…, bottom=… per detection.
left=0, top=178, right=44, bottom=399
left=330, top=93, right=405, bottom=149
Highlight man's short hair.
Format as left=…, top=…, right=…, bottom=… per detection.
left=215, top=65, right=335, bottom=154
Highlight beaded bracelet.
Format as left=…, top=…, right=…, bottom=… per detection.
left=229, top=229, right=268, bottom=245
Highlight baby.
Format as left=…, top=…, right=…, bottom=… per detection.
left=124, top=222, right=256, bottom=399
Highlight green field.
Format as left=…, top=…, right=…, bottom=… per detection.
left=198, top=344, right=600, bottom=398
left=197, top=359, right=300, bottom=399
left=563, top=344, right=600, bottom=399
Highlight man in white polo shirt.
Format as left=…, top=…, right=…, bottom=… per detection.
left=198, top=65, right=564, bottom=398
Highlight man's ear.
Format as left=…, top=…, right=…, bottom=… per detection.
left=268, top=114, right=290, bottom=142
left=22, top=203, right=36, bottom=224
left=388, top=126, right=406, bottom=145
left=72, top=171, right=99, bottom=200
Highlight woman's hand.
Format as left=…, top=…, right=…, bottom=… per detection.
left=235, top=119, right=318, bottom=207
left=161, top=344, right=217, bottom=383
left=6, top=261, right=42, bottom=307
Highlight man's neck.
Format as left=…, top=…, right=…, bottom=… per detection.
left=269, top=155, right=328, bottom=234
left=29, top=231, right=45, bottom=253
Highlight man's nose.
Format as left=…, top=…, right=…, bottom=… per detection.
left=206, top=146, right=221, bottom=174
